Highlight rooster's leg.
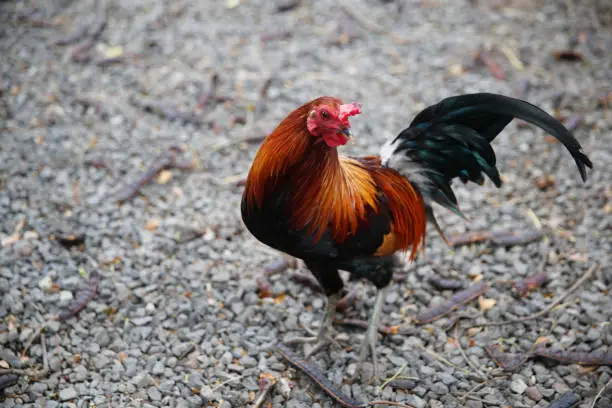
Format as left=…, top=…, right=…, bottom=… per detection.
left=352, top=287, right=385, bottom=381
left=314, top=292, right=340, bottom=343
left=287, top=292, right=341, bottom=355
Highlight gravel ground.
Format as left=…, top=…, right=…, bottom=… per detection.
left=1, top=0, right=611, bottom=407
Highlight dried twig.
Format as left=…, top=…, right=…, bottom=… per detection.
left=415, top=281, right=488, bottom=324
left=335, top=289, right=357, bottom=312
left=276, top=344, right=415, bottom=407
left=333, top=319, right=406, bottom=336
left=212, top=135, right=267, bottom=152
left=591, top=380, right=612, bottom=408
left=454, top=324, right=487, bottom=380
left=58, top=270, right=100, bottom=321
left=427, top=276, right=465, bottom=291
left=378, top=364, right=418, bottom=391
left=447, top=229, right=543, bottom=247
left=471, top=264, right=598, bottom=327
left=21, top=326, right=44, bottom=358
left=116, top=145, right=194, bottom=202
left=130, top=96, right=204, bottom=126
left=474, top=50, right=505, bottom=80
left=197, top=72, right=223, bottom=110
left=41, top=333, right=49, bottom=374
left=534, top=346, right=612, bottom=366
left=338, top=0, right=386, bottom=34
left=0, top=332, right=49, bottom=378
left=264, top=257, right=296, bottom=276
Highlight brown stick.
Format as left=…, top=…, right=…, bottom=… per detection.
left=478, top=51, right=505, bottom=80
left=116, top=145, right=194, bottom=202
left=447, top=228, right=543, bottom=247
left=427, top=276, right=465, bottom=291
left=197, top=72, right=221, bottom=110
left=454, top=324, right=487, bottom=379
left=415, top=281, right=489, bottom=324
left=534, top=346, right=612, bottom=366
left=333, top=319, right=409, bottom=336
left=58, top=270, right=100, bottom=321
left=276, top=344, right=415, bottom=408
left=471, top=264, right=598, bottom=327
left=130, top=96, right=204, bottom=126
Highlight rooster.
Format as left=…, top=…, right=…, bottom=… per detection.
left=241, top=94, right=592, bottom=379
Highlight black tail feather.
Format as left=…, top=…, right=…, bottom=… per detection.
left=381, top=93, right=592, bottom=217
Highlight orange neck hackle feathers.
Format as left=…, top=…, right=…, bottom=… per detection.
left=243, top=97, right=427, bottom=260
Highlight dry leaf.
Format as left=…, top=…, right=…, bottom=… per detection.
left=144, top=219, right=160, bottom=231
left=568, top=252, right=588, bottom=263
left=448, top=64, right=464, bottom=76
left=118, top=352, right=128, bottom=364
left=104, top=46, right=124, bottom=59
left=156, top=170, right=173, bottom=184
left=470, top=274, right=484, bottom=283
left=23, top=231, right=39, bottom=240
left=535, top=336, right=549, bottom=345
left=87, top=136, right=98, bottom=149
left=478, top=296, right=497, bottom=311
left=259, top=372, right=276, bottom=382
left=1, top=234, right=21, bottom=247
left=467, top=327, right=482, bottom=337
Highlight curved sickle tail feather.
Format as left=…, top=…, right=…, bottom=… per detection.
left=380, top=93, right=593, bottom=237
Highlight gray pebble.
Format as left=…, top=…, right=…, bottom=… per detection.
left=152, top=361, right=165, bottom=375
left=430, top=382, right=449, bottom=395
left=148, top=387, right=162, bottom=401
left=239, top=355, right=258, bottom=368
left=437, top=372, right=458, bottom=385
left=131, top=372, right=155, bottom=387
left=187, top=371, right=204, bottom=388
left=405, top=395, right=426, bottom=408
left=172, top=342, right=195, bottom=358
left=29, top=382, right=47, bottom=397
left=59, top=387, right=78, bottom=401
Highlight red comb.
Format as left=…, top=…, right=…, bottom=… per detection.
left=338, top=103, right=362, bottom=122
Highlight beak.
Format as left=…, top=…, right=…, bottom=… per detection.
left=340, top=127, right=352, bottom=138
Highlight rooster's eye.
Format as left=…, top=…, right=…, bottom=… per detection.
left=320, top=110, right=330, bottom=119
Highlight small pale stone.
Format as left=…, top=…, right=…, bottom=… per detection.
left=38, top=275, right=52, bottom=291
left=59, top=290, right=74, bottom=303
left=510, top=378, right=527, bottom=394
